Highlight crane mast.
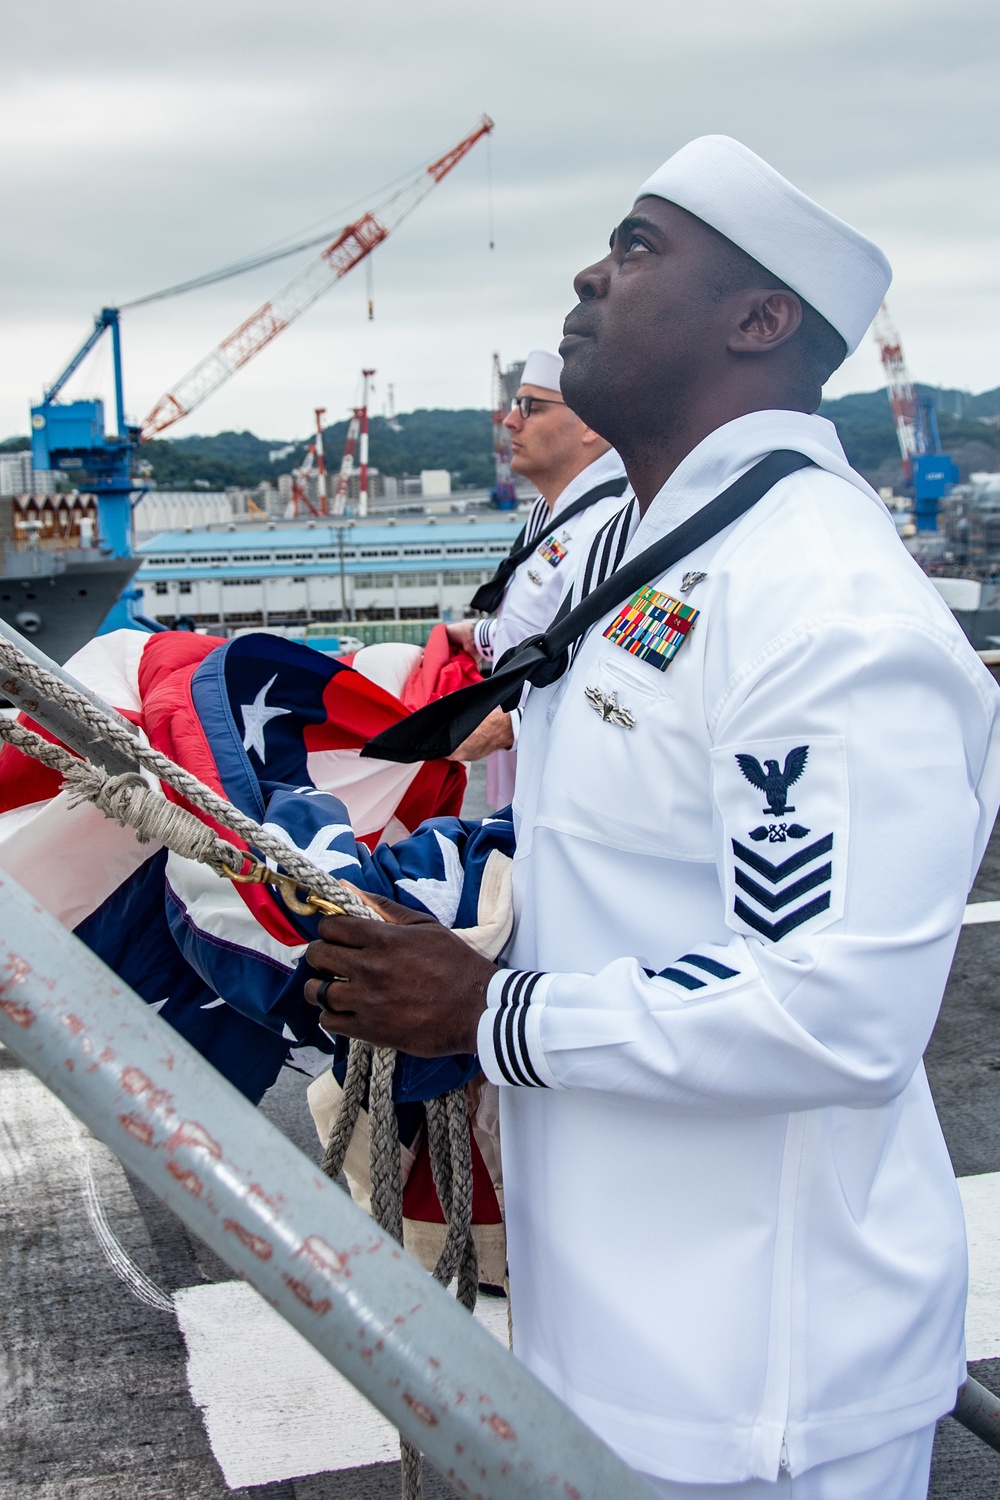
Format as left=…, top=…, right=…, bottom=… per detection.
left=872, top=302, right=958, bottom=532
left=141, top=116, right=494, bottom=441
left=490, top=353, right=516, bottom=509
left=873, top=304, right=923, bottom=481
left=332, top=369, right=375, bottom=518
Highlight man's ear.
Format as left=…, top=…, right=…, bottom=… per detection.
left=728, top=290, right=803, bottom=355
left=580, top=427, right=612, bottom=451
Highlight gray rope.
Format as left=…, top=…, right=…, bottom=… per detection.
left=364, top=1045, right=423, bottom=1500
left=368, top=1047, right=404, bottom=1246
left=0, top=719, right=245, bottom=874
left=320, top=1040, right=373, bottom=1182
left=425, top=1090, right=477, bottom=1298
left=0, top=635, right=374, bottom=919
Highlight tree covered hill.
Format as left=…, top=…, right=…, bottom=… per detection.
left=144, top=408, right=495, bottom=491
left=5, top=387, right=1000, bottom=493
left=818, top=386, right=1000, bottom=491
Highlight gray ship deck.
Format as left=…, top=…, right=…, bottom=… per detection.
left=1, top=762, right=999, bottom=1498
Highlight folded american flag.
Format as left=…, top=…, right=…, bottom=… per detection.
left=0, top=627, right=512, bottom=1105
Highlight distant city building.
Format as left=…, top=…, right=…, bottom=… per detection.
left=0, top=451, right=32, bottom=497
left=0, top=453, right=56, bottom=499
left=936, top=475, right=1000, bottom=579
left=133, top=491, right=235, bottom=534
left=420, top=469, right=452, bottom=498
left=134, top=517, right=523, bottom=631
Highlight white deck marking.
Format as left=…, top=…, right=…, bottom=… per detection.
left=963, top=901, right=1000, bottom=924
left=173, top=1279, right=509, bottom=1488
left=175, top=1178, right=1000, bottom=1488
left=959, top=1171, right=1000, bottom=1361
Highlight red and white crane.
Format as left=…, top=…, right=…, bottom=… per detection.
left=332, top=369, right=375, bottom=518
left=872, top=303, right=922, bottom=481
left=288, top=406, right=330, bottom=518
left=140, top=116, right=494, bottom=441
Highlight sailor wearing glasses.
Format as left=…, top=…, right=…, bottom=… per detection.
left=446, top=347, right=628, bottom=804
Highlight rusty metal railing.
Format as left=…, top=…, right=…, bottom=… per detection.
left=0, top=865, right=658, bottom=1499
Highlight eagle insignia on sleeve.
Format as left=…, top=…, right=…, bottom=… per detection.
left=736, top=745, right=809, bottom=817
left=717, top=736, right=844, bottom=944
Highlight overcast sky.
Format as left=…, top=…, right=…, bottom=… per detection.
left=3, top=0, right=998, bottom=443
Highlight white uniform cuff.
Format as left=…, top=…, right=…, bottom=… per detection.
left=478, top=969, right=561, bottom=1088
left=474, top=617, right=495, bottom=661
left=508, top=707, right=522, bottom=746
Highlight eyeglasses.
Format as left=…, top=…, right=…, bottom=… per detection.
left=509, top=395, right=565, bottom=420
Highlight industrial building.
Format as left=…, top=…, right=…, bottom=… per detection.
left=135, top=516, right=522, bottom=631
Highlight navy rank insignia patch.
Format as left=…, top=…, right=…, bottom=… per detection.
left=603, top=586, right=699, bottom=672
left=538, top=534, right=568, bottom=568
left=712, top=735, right=847, bottom=943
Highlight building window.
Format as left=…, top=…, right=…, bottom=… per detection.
left=397, top=572, right=428, bottom=588
left=154, top=581, right=169, bottom=595
left=443, top=569, right=487, bottom=587
left=179, top=581, right=192, bottom=594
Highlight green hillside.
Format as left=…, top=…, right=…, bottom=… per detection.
left=5, top=386, right=1000, bottom=493
left=819, top=386, right=1000, bottom=491
left=147, top=408, right=495, bottom=491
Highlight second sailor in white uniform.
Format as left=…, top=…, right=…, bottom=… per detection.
left=448, top=347, right=628, bottom=805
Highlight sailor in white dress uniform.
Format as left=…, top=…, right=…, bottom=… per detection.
left=448, top=348, right=628, bottom=805
left=305, top=136, right=1000, bottom=1499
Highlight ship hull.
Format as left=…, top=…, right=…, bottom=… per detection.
left=0, top=553, right=140, bottom=664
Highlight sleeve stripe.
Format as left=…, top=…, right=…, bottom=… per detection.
left=656, top=966, right=706, bottom=991
left=492, top=971, right=522, bottom=1086
left=503, top=971, right=538, bottom=1086
left=679, top=953, right=740, bottom=980
left=489, top=969, right=549, bottom=1087
left=515, top=973, right=548, bottom=1087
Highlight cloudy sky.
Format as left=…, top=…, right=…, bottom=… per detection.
left=3, top=0, right=998, bottom=443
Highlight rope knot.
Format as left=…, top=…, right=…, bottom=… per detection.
left=92, top=772, right=156, bottom=837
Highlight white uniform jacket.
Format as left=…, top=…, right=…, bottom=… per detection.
left=475, top=410, right=1000, bottom=1485
left=474, top=448, right=629, bottom=666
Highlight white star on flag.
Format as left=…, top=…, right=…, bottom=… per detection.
left=397, top=830, right=464, bottom=926
left=260, top=820, right=361, bottom=876
left=240, top=674, right=291, bottom=761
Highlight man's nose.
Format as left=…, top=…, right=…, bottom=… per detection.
left=573, top=256, right=611, bottom=302
left=502, top=407, right=520, bottom=432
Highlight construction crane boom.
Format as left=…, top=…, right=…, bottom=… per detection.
left=140, top=116, right=494, bottom=441
left=873, top=303, right=923, bottom=481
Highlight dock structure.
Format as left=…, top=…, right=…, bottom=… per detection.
left=135, top=517, right=523, bottom=634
